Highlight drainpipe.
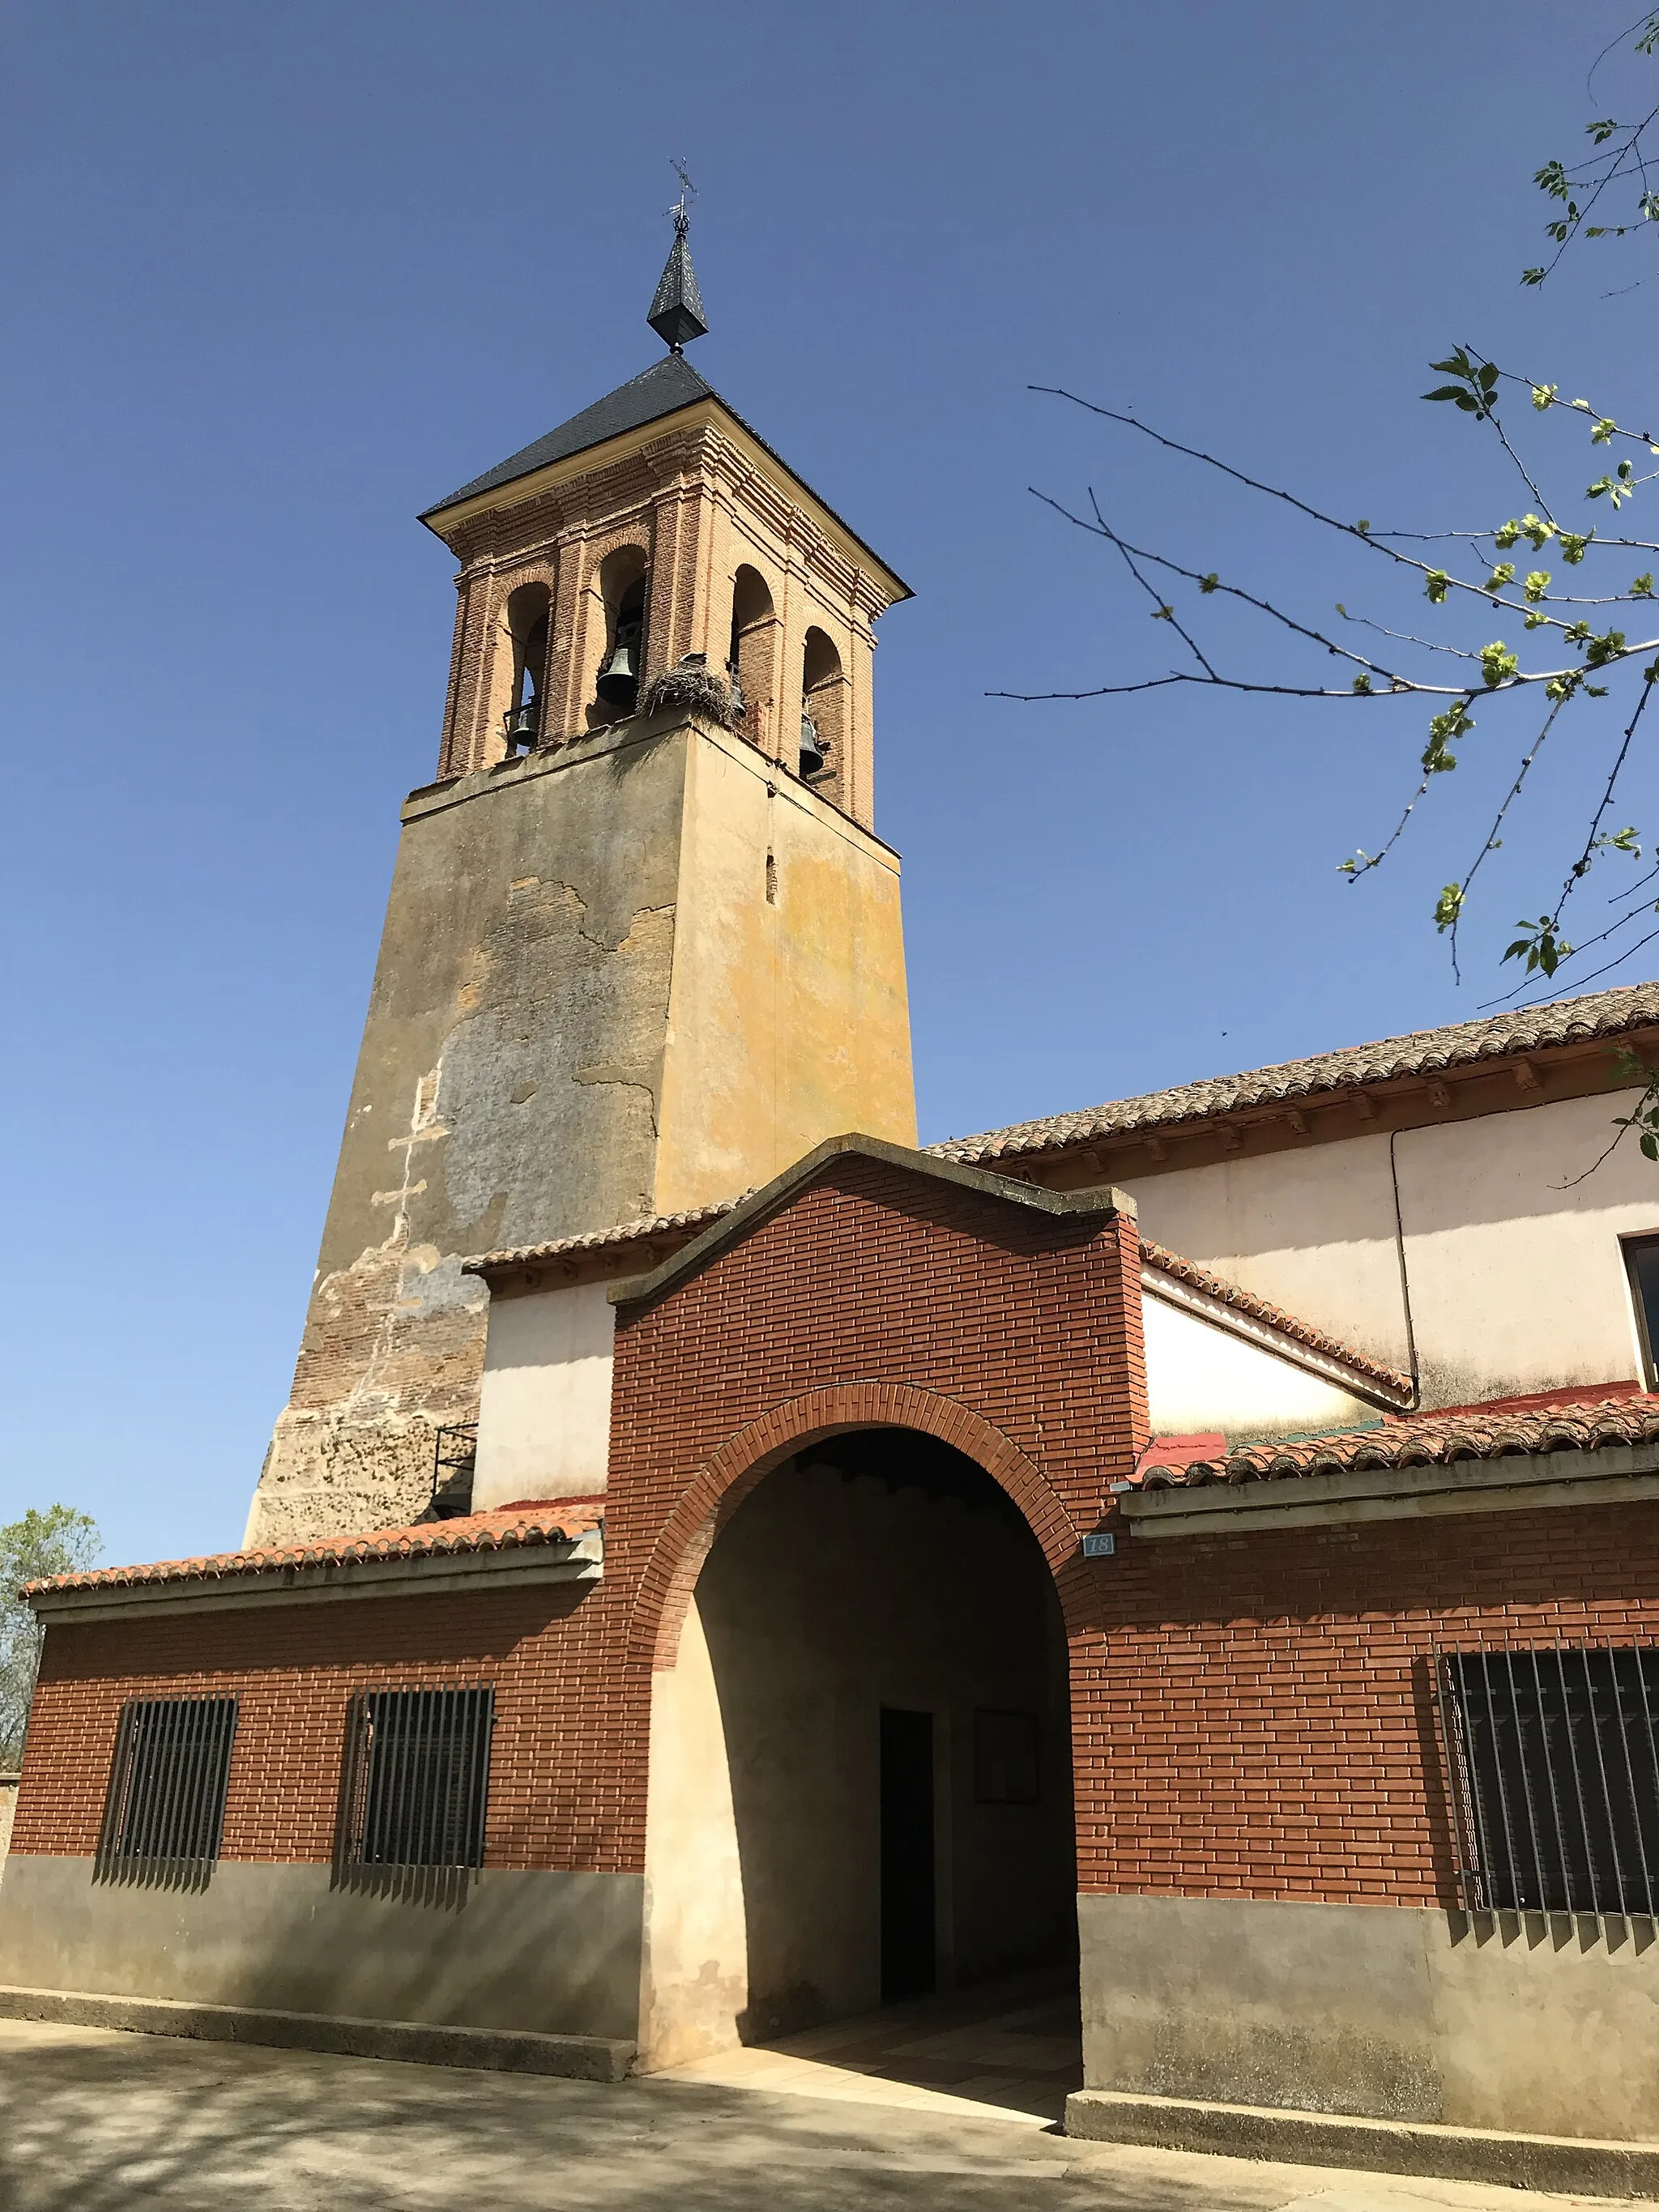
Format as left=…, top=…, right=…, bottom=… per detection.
left=1388, top=1127, right=1422, bottom=1412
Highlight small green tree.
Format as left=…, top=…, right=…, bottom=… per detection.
left=0, top=1507, right=100, bottom=1767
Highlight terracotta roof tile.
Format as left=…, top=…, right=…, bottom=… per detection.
left=1137, top=1392, right=1659, bottom=1488
left=1140, top=1238, right=1413, bottom=1400
left=929, top=980, right=1659, bottom=1166
left=23, top=1500, right=603, bottom=1599
left=463, top=1198, right=748, bottom=1276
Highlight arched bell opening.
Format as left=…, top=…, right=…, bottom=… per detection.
left=501, top=582, right=551, bottom=754
left=800, top=626, right=847, bottom=791
left=726, top=565, right=778, bottom=749
left=588, top=548, right=650, bottom=726
left=640, top=1426, right=1078, bottom=2075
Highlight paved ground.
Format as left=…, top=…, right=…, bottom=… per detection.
left=659, top=1970, right=1085, bottom=2124
left=0, top=2013, right=1641, bottom=2212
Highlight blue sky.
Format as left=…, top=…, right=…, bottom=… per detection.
left=4, top=2, right=1655, bottom=1566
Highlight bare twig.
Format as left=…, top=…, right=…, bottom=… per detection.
left=1085, top=488, right=1218, bottom=680
left=1555, top=676, right=1657, bottom=920
left=1448, top=690, right=1573, bottom=978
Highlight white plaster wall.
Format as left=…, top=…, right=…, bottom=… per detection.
left=638, top=1599, right=749, bottom=2071
left=472, top=1281, right=614, bottom=1508
left=1122, top=1087, right=1659, bottom=1409
left=1395, top=1090, right=1659, bottom=1404
left=1141, top=1290, right=1380, bottom=1443
left=1127, top=1134, right=1407, bottom=1371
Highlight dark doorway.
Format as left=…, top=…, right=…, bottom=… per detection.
left=880, top=1707, right=936, bottom=2001
left=693, top=1430, right=1076, bottom=2042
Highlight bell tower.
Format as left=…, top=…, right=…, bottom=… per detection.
left=246, top=211, right=916, bottom=1547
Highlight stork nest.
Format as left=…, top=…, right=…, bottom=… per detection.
left=638, top=659, right=744, bottom=729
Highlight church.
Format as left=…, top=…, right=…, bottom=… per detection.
left=5, top=217, right=1659, bottom=2189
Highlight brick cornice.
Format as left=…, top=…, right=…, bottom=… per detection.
left=438, top=415, right=904, bottom=618
left=625, top=1382, right=1081, bottom=1676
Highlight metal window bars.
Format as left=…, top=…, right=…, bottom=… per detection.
left=1432, top=1643, right=1659, bottom=1933
left=338, top=1686, right=494, bottom=1874
left=95, top=1697, right=239, bottom=1887
left=427, top=1421, right=478, bottom=1519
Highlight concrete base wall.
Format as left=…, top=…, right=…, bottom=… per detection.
left=0, top=1856, right=643, bottom=2044
left=1079, top=1891, right=1659, bottom=2142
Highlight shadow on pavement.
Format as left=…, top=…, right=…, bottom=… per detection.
left=0, top=2017, right=1337, bottom=2212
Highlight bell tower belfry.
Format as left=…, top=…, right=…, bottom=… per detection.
left=246, top=212, right=916, bottom=1547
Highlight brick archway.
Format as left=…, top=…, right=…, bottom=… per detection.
left=627, top=1382, right=1083, bottom=1674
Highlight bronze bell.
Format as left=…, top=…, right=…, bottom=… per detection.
left=596, top=629, right=640, bottom=708
left=502, top=696, right=539, bottom=750
left=800, top=712, right=827, bottom=777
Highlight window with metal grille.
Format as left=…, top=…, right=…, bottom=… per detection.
left=96, top=1697, right=238, bottom=1882
left=1435, top=1645, right=1659, bottom=1923
left=339, top=1687, right=494, bottom=1870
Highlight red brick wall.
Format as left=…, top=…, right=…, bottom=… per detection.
left=16, top=1157, right=1145, bottom=1877
left=22, top=1150, right=1653, bottom=1916
left=1072, top=1497, right=1659, bottom=1904
left=15, top=1583, right=621, bottom=1869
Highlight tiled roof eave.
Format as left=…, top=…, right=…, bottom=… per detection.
left=1122, top=1428, right=1659, bottom=1539
left=1130, top=1393, right=1659, bottom=1493
left=464, top=1196, right=748, bottom=1276
left=930, top=980, right=1659, bottom=1166
left=24, top=1505, right=605, bottom=1615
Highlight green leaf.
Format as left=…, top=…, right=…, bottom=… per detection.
left=1423, top=386, right=1472, bottom=404
left=1199, top=573, right=1219, bottom=594
left=1424, top=569, right=1450, bottom=603
left=1433, top=884, right=1465, bottom=932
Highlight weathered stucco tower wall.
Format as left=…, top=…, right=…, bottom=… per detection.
left=248, top=335, right=915, bottom=1547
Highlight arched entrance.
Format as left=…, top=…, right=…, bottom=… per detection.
left=638, top=1423, right=1078, bottom=2074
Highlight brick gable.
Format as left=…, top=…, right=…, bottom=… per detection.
left=16, top=1153, right=1148, bottom=1882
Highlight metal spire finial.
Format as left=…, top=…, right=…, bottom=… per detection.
left=648, top=160, right=708, bottom=353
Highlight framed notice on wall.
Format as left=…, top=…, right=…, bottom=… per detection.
left=973, top=1709, right=1041, bottom=1805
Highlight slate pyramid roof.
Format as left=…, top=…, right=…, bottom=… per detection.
left=419, top=358, right=911, bottom=595
left=420, top=356, right=717, bottom=519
